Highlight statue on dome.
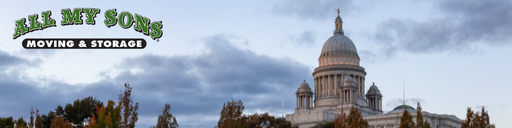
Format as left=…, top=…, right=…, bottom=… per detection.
left=336, top=8, right=340, bottom=16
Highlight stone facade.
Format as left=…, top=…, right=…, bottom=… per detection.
left=286, top=15, right=462, bottom=128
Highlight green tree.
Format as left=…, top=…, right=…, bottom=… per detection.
left=95, top=105, right=107, bottom=128
left=106, top=100, right=122, bottom=128
left=119, top=83, right=139, bottom=128
left=0, top=117, right=15, bottom=128
left=215, top=100, right=294, bottom=128
left=347, top=107, right=369, bottom=128
left=150, top=103, right=179, bottom=128
left=41, top=111, right=56, bottom=128
left=399, top=109, right=415, bottom=128
left=416, top=102, right=430, bottom=128
left=62, top=96, right=104, bottom=128
left=270, top=117, right=294, bottom=128
left=461, top=107, right=495, bottom=128
left=53, top=96, right=103, bottom=128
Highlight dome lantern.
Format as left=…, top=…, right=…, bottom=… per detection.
left=334, top=8, right=344, bottom=35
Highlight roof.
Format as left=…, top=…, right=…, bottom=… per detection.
left=392, top=105, right=416, bottom=111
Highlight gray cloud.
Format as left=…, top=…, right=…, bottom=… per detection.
left=0, top=34, right=312, bottom=128
left=272, top=0, right=355, bottom=21
left=366, top=0, right=512, bottom=60
left=289, top=30, right=317, bottom=47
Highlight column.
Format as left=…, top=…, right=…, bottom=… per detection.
left=349, top=89, right=352, bottom=102
left=380, top=99, right=382, bottom=110
left=335, top=74, right=338, bottom=96
left=323, top=76, right=326, bottom=97
left=315, top=77, right=318, bottom=99
left=301, top=95, right=304, bottom=108
left=296, top=96, right=298, bottom=108
left=374, top=98, right=377, bottom=109
left=328, top=75, right=331, bottom=96
left=299, top=96, right=302, bottom=108
left=359, top=76, right=362, bottom=97
left=355, top=76, right=359, bottom=97
left=301, top=96, right=303, bottom=108
left=363, top=78, right=365, bottom=96
left=306, top=95, right=310, bottom=108
left=311, top=97, right=313, bottom=107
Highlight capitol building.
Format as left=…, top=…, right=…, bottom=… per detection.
left=285, top=15, right=463, bottom=128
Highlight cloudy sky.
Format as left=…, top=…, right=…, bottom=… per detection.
left=1, top=0, right=511, bottom=127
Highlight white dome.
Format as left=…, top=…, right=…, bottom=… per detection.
left=317, top=16, right=360, bottom=67
left=320, top=34, right=359, bottom=58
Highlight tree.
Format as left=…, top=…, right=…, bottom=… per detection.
left=50, top=116, right=73, bottom=128
left=0, top=117, right=15, bottom=128
left=30, top=108, right=35, bottom=128
left=399, top=109, right=415, bottom=128
left=347, top=107, right=369, bottom=128
left=41, top=111, right=56, bottom=128
left=36, top=109, right=43, bottom=128
left=461, top=107, right=495, bottom=128
left=270, top=117, right=294, bottom=128
left=85, top=115, right=97, bottom=128
left=55, top=106, right=65, bottom=117
left=334, top=108, right=348, bottom=128
left=106, top=100, right=122, bottom=128
left=119, top=83, right=139, bottom=128
left=95, top=105, right=107, bottom=128
left=60, top=96, right=103, bottom=128
left=216, top=100, right=244, bottom=128
left=15, top=117, right=27, bottom=128
left=150, top=104, right=179, bottom=128
left=215, top=100, right=294, bottom=128
left=416, top=102, right=430, bottom=128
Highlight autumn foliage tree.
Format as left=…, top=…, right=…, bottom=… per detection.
left=399, top=109, right=415, bottom=128
left=461, top=107, right=495, bottom=128
left=347, top=107, right=369, bottom=128
left=334, top=108, right=348, bottom=128
left=119, top=83, right=139, bottom=128
left=28, top=108, right=43, bottom=128
left=416, top=102, right=430, bottom=128
left=150, top=103, right=178, bottom=128
left=49, top=116, right=72, bottom=128
left=216, top=100, right=244, bottom=128
left=15, top=117, right=27, bottom=128
left=86, top=100, right=122, bottom=128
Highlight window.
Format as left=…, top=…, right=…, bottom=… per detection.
left=332, top=82, right=335, bottom=89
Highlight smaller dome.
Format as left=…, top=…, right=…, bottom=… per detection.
left=343, top=76, right=354, bottom=82
left=299, top=80, right=310, bottom=89
left=366, top=82, right=382, bottom=96
left=392, top=105, right=416, bottom=111
left=342, top=76, right=357, bottom=88
left=369, top=82, right=379, bottom=91
left=296, top=80, right=313, bottom=93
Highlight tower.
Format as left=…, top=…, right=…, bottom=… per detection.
left=313, top=13, right=367, bottom=108
left=366, top=82, right=383, bottom=112
left=295, top=80, right=313, bottom=109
